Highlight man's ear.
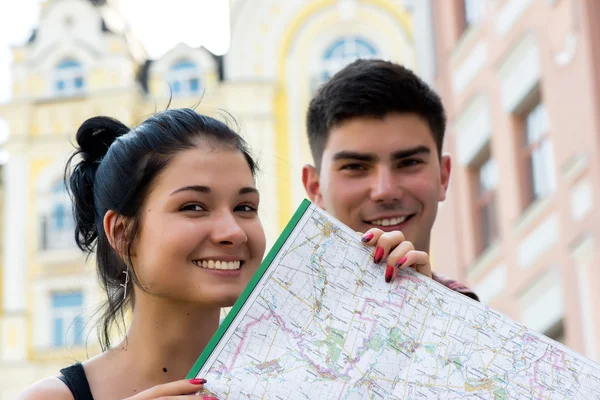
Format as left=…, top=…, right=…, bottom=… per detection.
left=103, top=210, right=135, bottom=258
left=302, top=164, right=325, bottom=208
left=439, top=153, right=452, bottom=202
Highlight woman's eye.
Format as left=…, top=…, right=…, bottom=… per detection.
left=180, top=204, right=205, bottom=212
left=236, top=204, right=258, bottom=212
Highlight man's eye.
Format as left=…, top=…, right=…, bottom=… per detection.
left=180, top=204, right=205, bottom=212
left=340, top=163, right=367, bottom=171
left=399, top=159, right=422, bottom=167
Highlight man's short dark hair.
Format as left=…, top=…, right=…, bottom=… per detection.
left=306, top=59, right=447, bottom=170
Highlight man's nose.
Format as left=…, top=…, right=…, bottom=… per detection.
left=370, top=167, right=400, bottom=202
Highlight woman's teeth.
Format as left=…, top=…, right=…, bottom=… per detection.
left=193, top=260, right=241, bottom=270
left=371, top=216, right=407, bottom=226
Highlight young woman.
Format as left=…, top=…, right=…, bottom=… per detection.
left=19, top=108, right=431, bottom=400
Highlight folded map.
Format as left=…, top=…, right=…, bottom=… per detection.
left=188, top=199, right=600, bottom=399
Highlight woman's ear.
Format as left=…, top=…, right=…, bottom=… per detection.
left=103, top=210, right=135, bottom=257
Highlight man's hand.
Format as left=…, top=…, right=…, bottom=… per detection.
left=360, top=228, right=432, bottom=282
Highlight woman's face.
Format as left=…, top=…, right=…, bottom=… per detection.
left=129, top=143, right=266, bottom=308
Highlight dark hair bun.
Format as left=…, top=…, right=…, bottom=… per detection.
left=66, top=116, right=129, bottom=252
left=76, top=116, right=130, bottom=164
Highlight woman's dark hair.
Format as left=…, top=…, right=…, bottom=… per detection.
left=65, top=108, right=257, bottom=350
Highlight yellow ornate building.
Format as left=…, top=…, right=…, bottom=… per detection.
left=0, top=0, right=427, bottom=396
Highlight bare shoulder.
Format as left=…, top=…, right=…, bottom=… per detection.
left=17, top=377, right=73, bottom=400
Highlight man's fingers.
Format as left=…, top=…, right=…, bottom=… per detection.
left=367, top=230, right=406, bottom=264
left=397, top=250, right=432, bottom=279
left=358, top=228, right=384, bottom=246
left=356, top=229, right=430, bottom=282
left=386, top=241, right=415, bottom=282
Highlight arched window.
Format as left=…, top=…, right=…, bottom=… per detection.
left=54, top=58, right=85, bottom=96
left=40, top=180, right=75, bottom=250
left=313, top=36, right=378, bottom=91
left=168, top=59, right=201, bottom=96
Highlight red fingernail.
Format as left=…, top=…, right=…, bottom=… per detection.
left=374, top=246, right=384, bottom=263
left=190, top=378, right=207, bottom=385
left=385, top=265, right=393, bottom=283
left=202, top=397, right=218, bottom=400
left=396, top=257, right=408, bottom=268
left=361, top=232, right=373, bottom=242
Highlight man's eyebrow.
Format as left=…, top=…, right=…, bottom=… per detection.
left=391, top=146, right=431, bottom=159
left=332, top=146, right=431, bottom=162
left=332, top=151, right=378, bottom=163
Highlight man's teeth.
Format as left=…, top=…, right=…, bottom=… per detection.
left=371, top=216, right=407, bottom=226
left=193, top=260, right=241, bottom=270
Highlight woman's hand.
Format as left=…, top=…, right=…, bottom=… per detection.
left=360, top=228, right=432, bottom=282
left=122, top=378, right=217, bottom=399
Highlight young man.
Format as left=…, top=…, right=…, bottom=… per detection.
left=302, top=59, right=478, bottom=301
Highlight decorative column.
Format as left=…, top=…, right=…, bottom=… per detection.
left=1, top=150, right=29, bottom=361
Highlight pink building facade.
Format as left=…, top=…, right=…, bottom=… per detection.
left=429, top=0, right=600, bottom=361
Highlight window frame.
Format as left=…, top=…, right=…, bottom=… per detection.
left=167, top=59, right=202, bottom=97
left=312, top=36, right=378, bottom=93
left=470, top=149, right=500, bottom=255
left=54, top=59, right=85, bottom=97
left=50, top=291, right=85, bottom=348
left=518, top=100, right=555, bottom=209
left=463, top=0, right=485, bottom=28
left=39, top=180, right=76, bottom=251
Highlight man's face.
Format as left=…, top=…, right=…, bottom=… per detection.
left=302, top=113, right=451, bottom=253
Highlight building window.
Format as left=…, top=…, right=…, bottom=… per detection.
left=54, top=59, right=85, bottom=96
left=51, top=291, right=84, bottom=347
left=463, top=0, right=485, bottom=29
left=40, top=180, right=75, bottom=250
left=472, top=154, right=499, bottom=254
left=521, top=101, right=555, bottom=208
left=545, top=320, right=565, bottom=344
left=312, top=36, right=378, bottom=92
left=168, top=60, right=201, bottom=96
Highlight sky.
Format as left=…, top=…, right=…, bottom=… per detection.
left=0, top=0, right=230, bottom=148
